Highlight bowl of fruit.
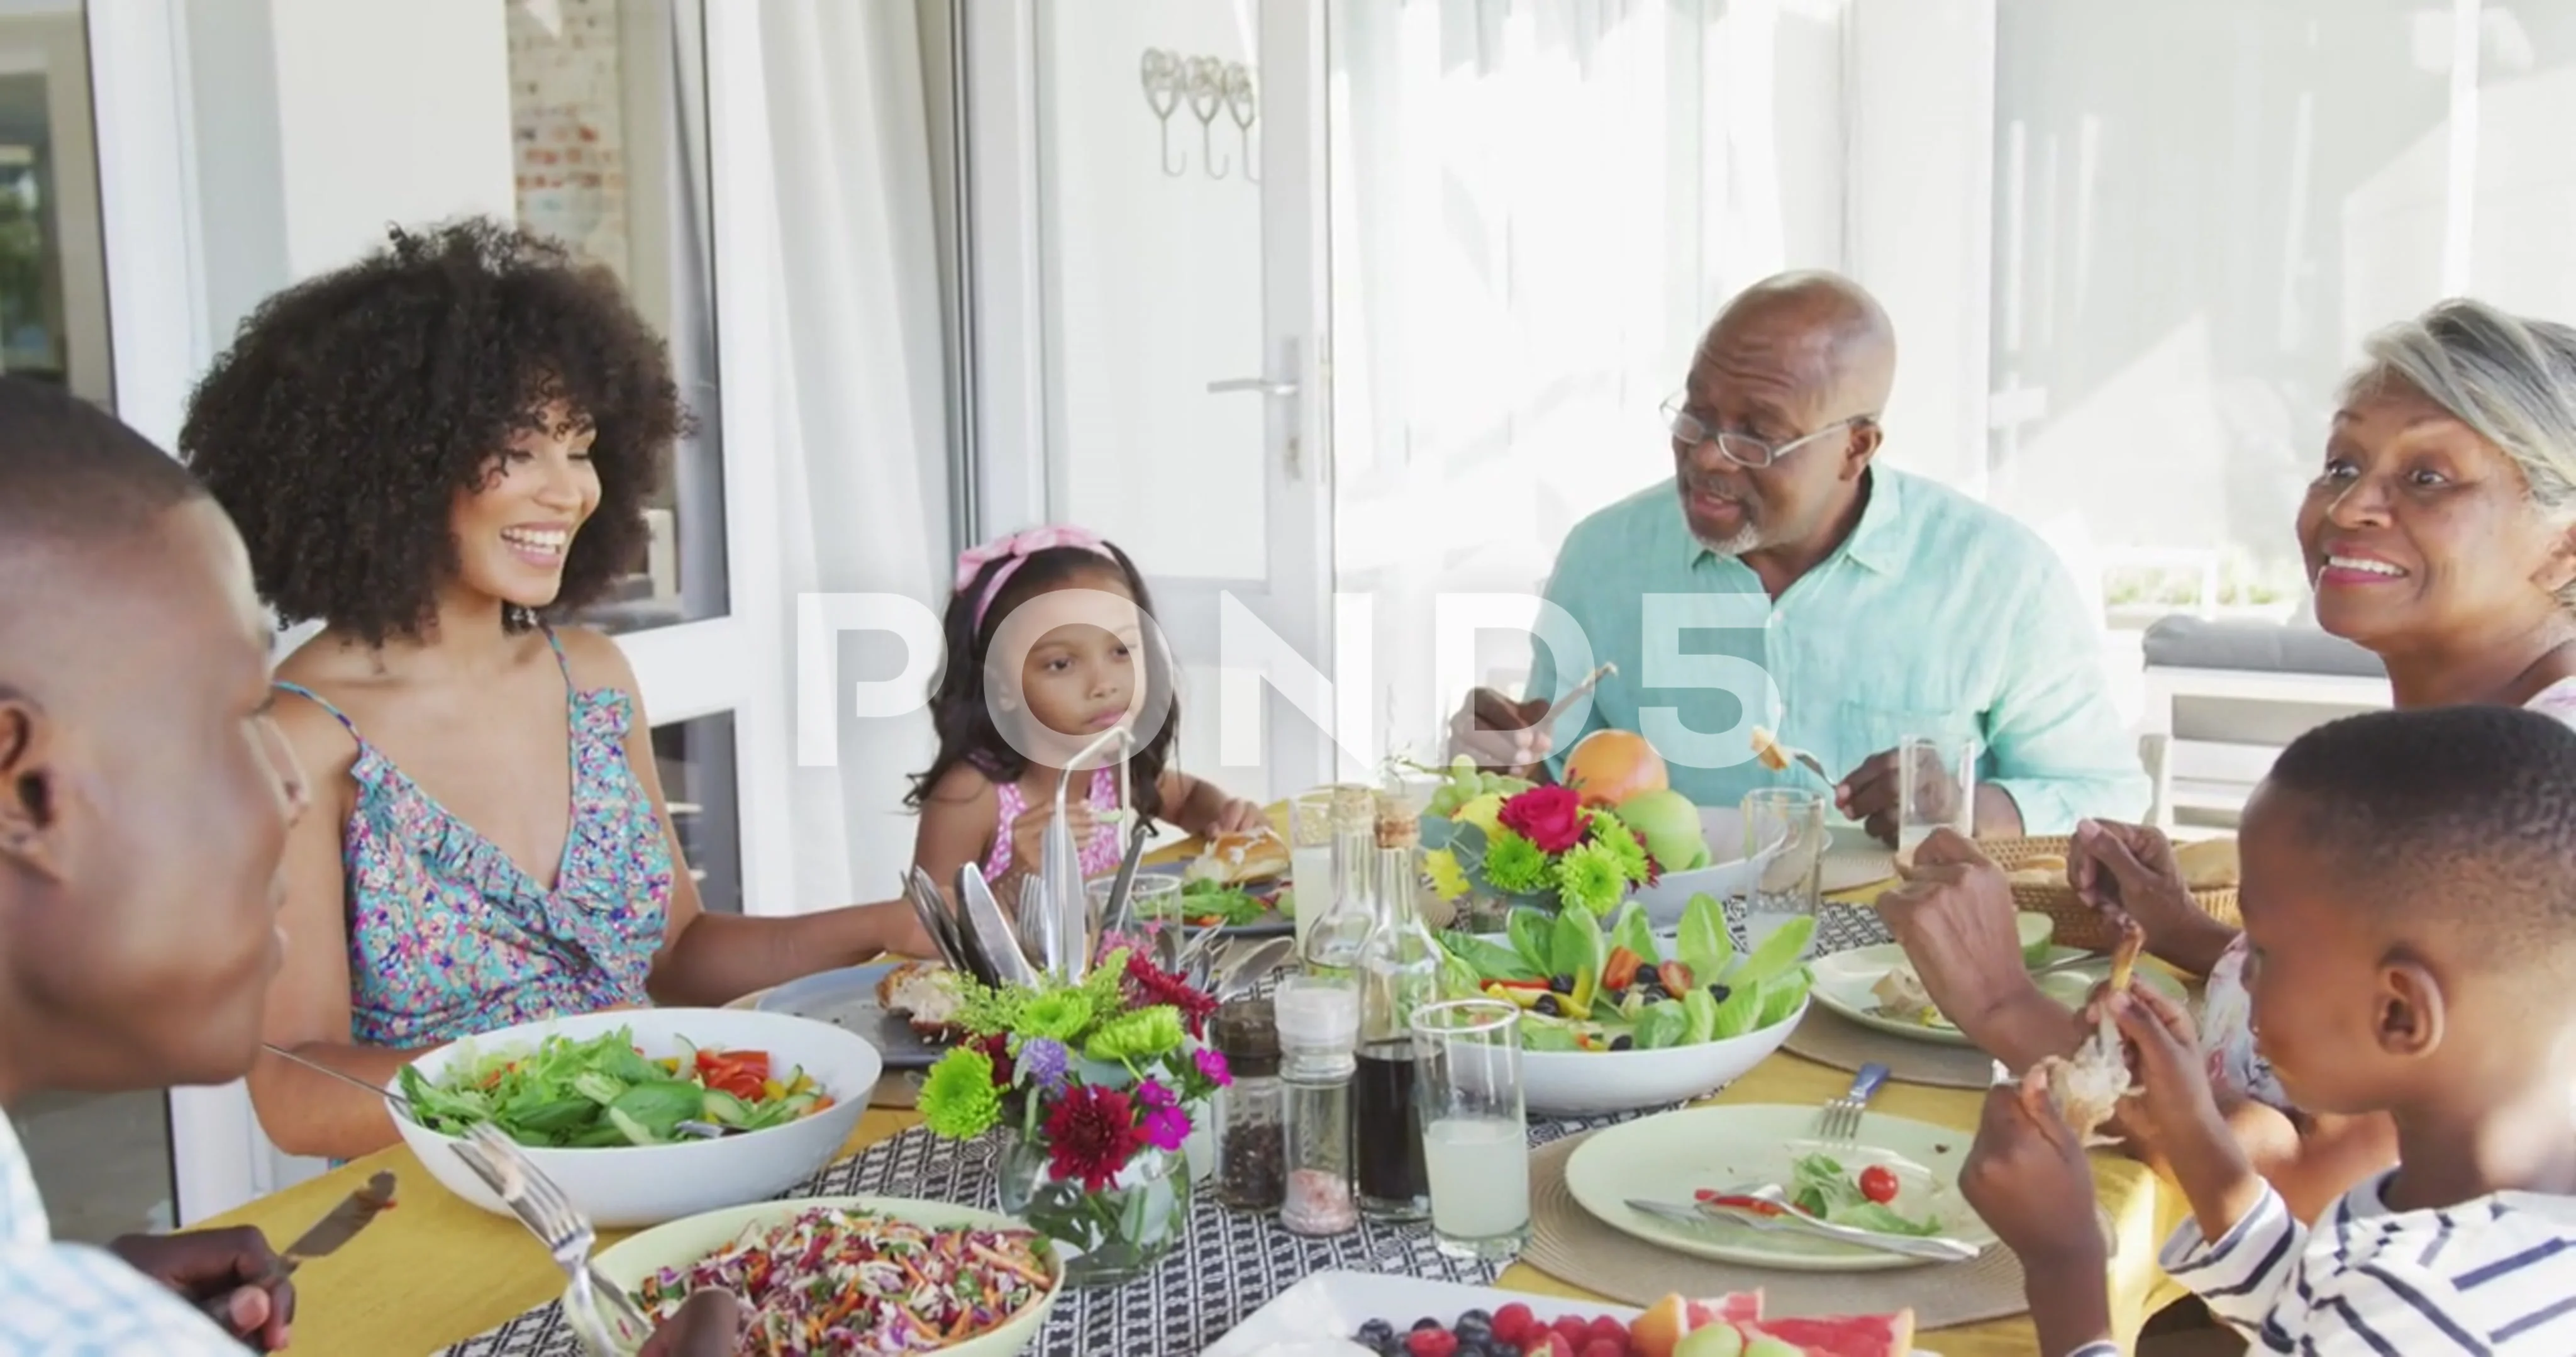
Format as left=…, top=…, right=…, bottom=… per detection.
left=1438, top=896, right=1812, bottom=1116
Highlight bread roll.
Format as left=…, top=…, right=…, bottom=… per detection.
left=2172, top=836, right=2240, bottom=890
left=1194, top=825, right=1291, bottom=883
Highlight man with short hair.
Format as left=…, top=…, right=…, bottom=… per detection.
left=0, top=378, right=738, bottom=1354
left=1453, top=271, right=2146, bottom=840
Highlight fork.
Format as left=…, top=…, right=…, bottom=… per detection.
left=448, top=1125, right=657, bottom=1356
left=1814, top=1063, right=1888, bottom=1144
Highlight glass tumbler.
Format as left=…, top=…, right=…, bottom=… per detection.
left=1409, top=998, right=1528, bottom=1260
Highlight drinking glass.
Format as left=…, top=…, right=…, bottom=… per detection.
left=1741, top=788, right=1826, bottom=958
left=1090, top=873, right=1184, bottom=945
left=1895, top=735, right=1978, bottom=865
left=1286, top=788, right=1340, bottom=953
left=1409, top=998, right=1528, bottom=1260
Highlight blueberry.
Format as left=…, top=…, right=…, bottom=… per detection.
left=1706, top=983, right=1733, bottom=1003
left=1551, top=973, right=1575, bottom=993
left=1609, top=1034, right=1635, bottom=1052
left=1458, top=1310, right=1494, bottom=1341
left=1534, top=994, right=1562, bottom=1016
left=1415, top=1316, right=1444, bottom=1332
left=1357, top=1319, right=1395, bottom=1345
left=1454, top=1342, right=1491, bottom=1357
left=1460, top=1308, right=1492, bottom=1327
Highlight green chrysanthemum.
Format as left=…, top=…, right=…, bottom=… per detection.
left=1085, top=1005, right=1185, bottom=1063
left=1589, top=812, right=1653, bottom=883
left=1554, top=840, right=1629, bottom=917
left=918, top=1047, right=1002, bottom=1139
left=953, top=979, right=1023, bottom=1037
left=1481, top=830, right=1553, bottom=893
left=1016, top=990, right=1096, bottom=1042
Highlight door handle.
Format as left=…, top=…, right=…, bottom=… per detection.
left=1206, top=377, right=1299, bottom=397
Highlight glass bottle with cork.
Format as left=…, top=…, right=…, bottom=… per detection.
left=1353, top=790, right=1438, bottom=1222
left=1209, top=998, right=1285, bottom=1212
left=1301, top=783, right=1379, bottom=975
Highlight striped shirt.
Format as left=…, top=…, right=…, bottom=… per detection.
left=2155, top=1173, right=2576, bottom=1354
left=0, top=1114, right=246, bottom=1356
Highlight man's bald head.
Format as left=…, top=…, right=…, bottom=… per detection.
left=1695, top=271, right=1897, bottom=417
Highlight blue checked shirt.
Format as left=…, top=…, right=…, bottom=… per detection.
left=0, top=1114, right=245, bottom=1355
left=1528, top=467, right=2149, bottom=832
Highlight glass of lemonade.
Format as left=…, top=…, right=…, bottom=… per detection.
left=1409, top=998, right=1528, bottom=1259
left=1287, top=788, right=1340, bottom=954
left=1894, top=735, right=1978, bottom=867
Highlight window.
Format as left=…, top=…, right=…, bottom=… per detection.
left=505, top=0, right=728, bottom=634
left=5, top=0, right=164, bottom=1244
left=653, top=713, right=740, bottom=915
left=1987, top=0, right=2576, bottom=632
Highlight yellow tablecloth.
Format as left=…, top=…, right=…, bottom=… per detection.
left=202, top=825, right=2190, bottom=1355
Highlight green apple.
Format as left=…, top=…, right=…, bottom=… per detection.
left=1742, top=1337, right=1803, bottom=1357
left=1675, top=1322, right=1748, bottom=1357
left=2016, top=912, right=2057, bottom=968
left=1619, top=789, right=1709, bottom=872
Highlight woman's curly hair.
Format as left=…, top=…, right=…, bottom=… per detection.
left=182, top=216, right=686, bottom=644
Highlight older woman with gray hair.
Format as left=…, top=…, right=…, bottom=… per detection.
left=1881, top=296, right=2576, bottom=1221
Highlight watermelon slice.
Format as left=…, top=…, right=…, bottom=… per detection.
left=1687, top=1292, right=1765, bottom=1327
left=1740, top=1309, right=1917, bottom=1357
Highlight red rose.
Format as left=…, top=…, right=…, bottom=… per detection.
left=1497, top=785, right=1587, bottom=854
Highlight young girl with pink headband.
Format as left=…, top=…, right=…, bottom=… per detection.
left=906, top=525, right=1265, bottom=901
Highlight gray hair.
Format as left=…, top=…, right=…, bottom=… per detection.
left=2345, top=298, right=2576, bottom=606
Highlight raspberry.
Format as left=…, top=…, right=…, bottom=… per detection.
left=1524, top=1334, right=1576, bottom=1357
left=1585, top=1315, right=1630, bottom=1348
left=1491, top=1304, right=1537, bottom=1344
left=1406, top=1327, right=1458, bottom=1357
left=1551, top=1315, right=1591, bottom=1346
left=1579, top=1341, right=1625, bottom=1357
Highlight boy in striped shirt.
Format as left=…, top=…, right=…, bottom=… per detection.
left=1960, top=705, right=2576, bottom=1356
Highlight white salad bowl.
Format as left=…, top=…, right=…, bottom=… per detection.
left=388, top=1007, right=879, bottom=1229
left=1519, top=995, right=1807, bottom=1117
left=1623, top=807, right=1781, bottom=929
left=593, top=1194, right=1062, bottom=1355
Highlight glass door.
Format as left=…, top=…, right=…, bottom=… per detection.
left=985, top=0, right=1338, bottom=808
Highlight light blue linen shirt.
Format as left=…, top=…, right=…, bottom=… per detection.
left=0, top=1114, right=245, bottom=1355
left=1526, top=466, right=2149, bottom=834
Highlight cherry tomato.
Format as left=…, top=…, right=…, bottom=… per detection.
left=1858, top=1164, right=1900, bottom=1204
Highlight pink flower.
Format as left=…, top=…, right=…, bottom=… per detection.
left=1193, top=1046, right=1233, bottom=1088
left=1141, top=1105, right=1191, bottom=1152
left=1136, top=1077, right=1177, bottom=1110
left=1497, top=785, right=1587, bottom=854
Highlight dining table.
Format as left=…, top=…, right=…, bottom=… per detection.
left=200, top=823, right=2194, bottom=1356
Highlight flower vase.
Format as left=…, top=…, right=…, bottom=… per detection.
left=996, top=1137, right=1191, bottom=1288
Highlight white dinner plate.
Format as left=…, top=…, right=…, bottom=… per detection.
left=1563, top=1103, right=1997, bottom=1273
left=1808, top=943, right=2191, bottom=1047
left=1198, top=1271, right=1941, bottom=1355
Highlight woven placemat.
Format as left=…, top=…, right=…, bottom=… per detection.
left=1519, top=1131, right=2031, bottom=1329
left=1779, top=1004, right=1999, bottom=1090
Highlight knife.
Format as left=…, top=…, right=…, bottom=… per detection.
left=1623, top=1196, right=1981, bottom=1263
left=265, top=1171, right=400, bottom=1280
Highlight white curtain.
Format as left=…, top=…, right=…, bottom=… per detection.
left=754, top=0, right=951, bottom=907
left=1328, top=0, right=1845, bottom=752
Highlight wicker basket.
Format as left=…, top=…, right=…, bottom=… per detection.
left=1984, top=835, right=2241, bottom=953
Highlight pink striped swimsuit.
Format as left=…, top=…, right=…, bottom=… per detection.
left=984, top=765, right=1125, bottom=879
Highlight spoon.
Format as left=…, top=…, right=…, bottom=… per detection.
left=1214, top=936, right=1294, bottom=999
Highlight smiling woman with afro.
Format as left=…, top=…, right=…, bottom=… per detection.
left=182, top=216, right=937, bottom=1163
left=183, top=216, right=680, bottom=642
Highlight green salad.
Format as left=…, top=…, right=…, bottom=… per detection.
left=1785, top=1153, right=1941, bottom=1237
left=1436, top=894, right=1813, bottom=1053
left=1143, top=878, right=1272, bottom=927
left=396, top=1027, right=834, bottom=1148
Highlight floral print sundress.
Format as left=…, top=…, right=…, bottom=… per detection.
left=274, top=628, right=672, bottom=1049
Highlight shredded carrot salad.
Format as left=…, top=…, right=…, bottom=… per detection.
left=634, top=1206, right=1054, bottom=1353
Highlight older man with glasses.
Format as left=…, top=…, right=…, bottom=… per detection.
left=1450, top=271, right=2147, bottom=844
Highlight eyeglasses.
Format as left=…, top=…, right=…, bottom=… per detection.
left=1662, top=398, right=1875, bottom=469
